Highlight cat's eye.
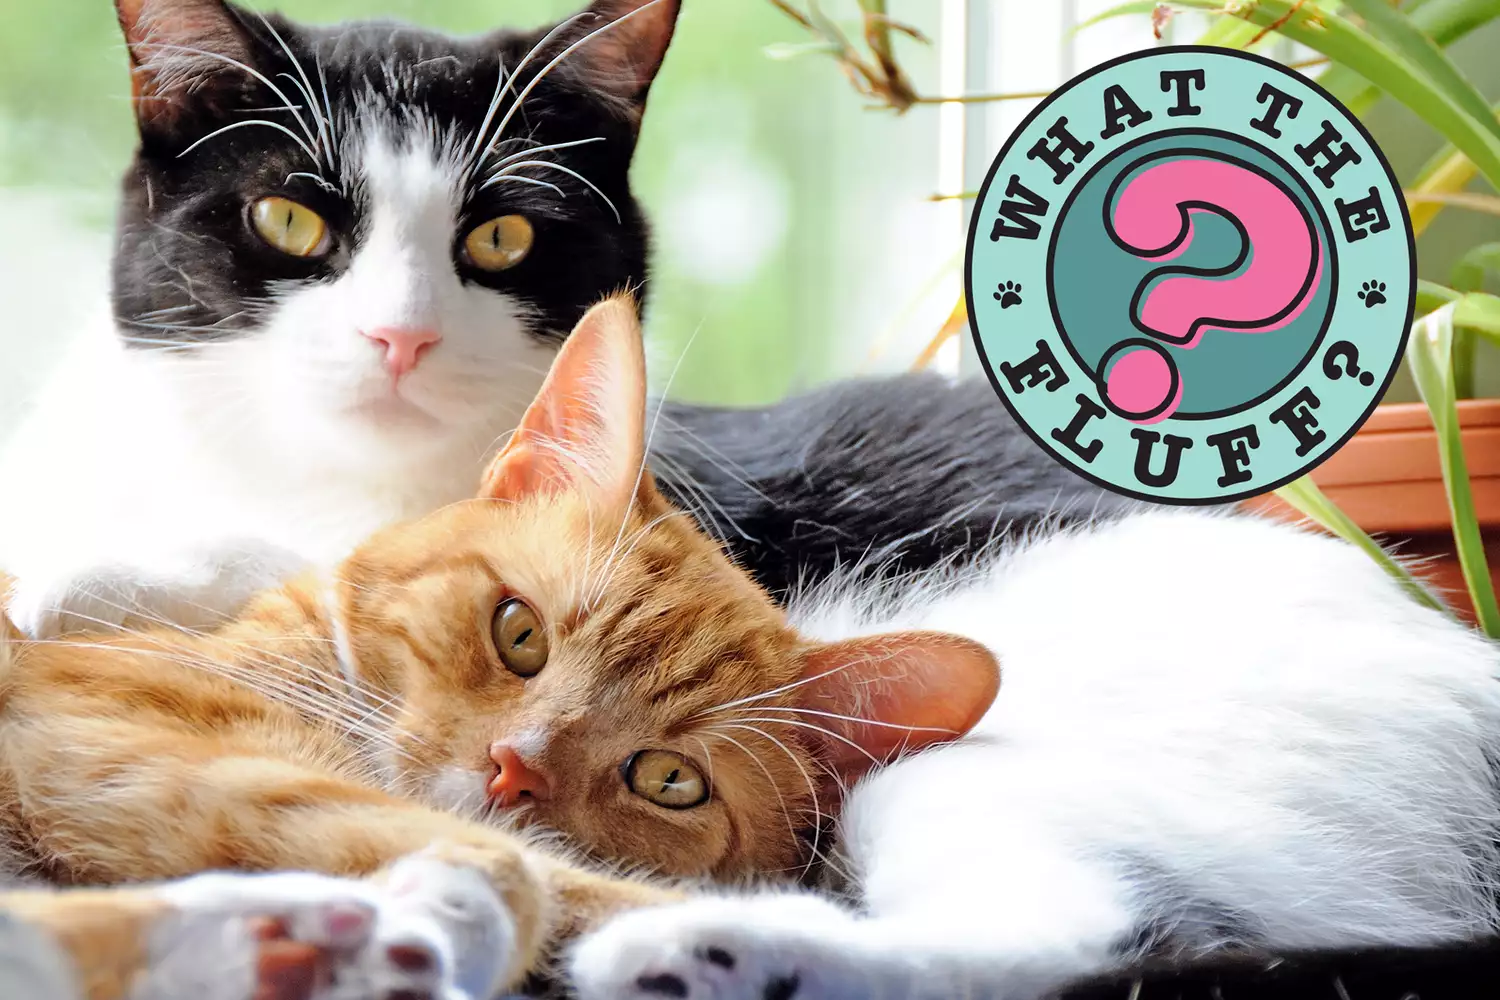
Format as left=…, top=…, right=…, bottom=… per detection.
left=464, top=215, right=534, bottom=271
left=250, top=197, right=330, bottom=258
left=624, top=749, right=709, bottom=810
left=492, top=598, right=549, bottom=677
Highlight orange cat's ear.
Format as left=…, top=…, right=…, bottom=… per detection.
left=793, top=631, right=999, bottom=790
left=480, top=294, right=646, bottom=513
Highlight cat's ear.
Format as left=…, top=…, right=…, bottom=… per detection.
left=565, top=0, right=681, bottom=111
left=479, top=294, right=647, bottom=513
left=793, top=631, right=1000, bottom=789
left=115, top=0, right=255, bottom=132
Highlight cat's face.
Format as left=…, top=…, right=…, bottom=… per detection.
left=331, top=297, right=1002, bottom=878
left=111, top=0, right=676, bottom=470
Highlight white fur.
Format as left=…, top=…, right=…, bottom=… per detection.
left=573, top=510, right=1500, bottom=999
left=0, top=121, right=556, bottom=638
left=0, top=857, right=511, bottom=1000
left=0, top=910, right=77, bottom=1000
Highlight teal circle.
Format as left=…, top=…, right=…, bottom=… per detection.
left=1051, top=131, right=1335, bottom=417
left=966, top=46, right=1414, bottom=505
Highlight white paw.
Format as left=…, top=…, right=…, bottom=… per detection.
left=6, top=538, right=309, bottom=639
left=571, top=894, right=868, bottom=1000
left=0, top=910, right=79, bottom=999
left=146, top=867, right=499, bottom=1000
left=381, top=850, right=516, bottom=1000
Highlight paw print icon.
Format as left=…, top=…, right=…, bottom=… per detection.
left=994, top=281, right=1023, bottom=309
left=1358, top=280, right=1387, bottom=309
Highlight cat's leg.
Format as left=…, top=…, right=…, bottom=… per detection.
left=5, top=536, right=311, bottom=639
left=573, top=751, right=1140, bottom=1000
left=7, top=714, right=677, bottom=994
left=570, top=855, right=1132, bottom=1000
left=2, top=867, right=475, bottom=1000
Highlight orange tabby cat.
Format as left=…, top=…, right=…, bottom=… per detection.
left=0, top=294, right=995, bottom=998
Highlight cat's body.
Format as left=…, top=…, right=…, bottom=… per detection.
left=655, top=376, right=1134, bottom=601
left=573, top=509, right=1500, bottom=999
left=5, top=294, right=1500, bottom=1000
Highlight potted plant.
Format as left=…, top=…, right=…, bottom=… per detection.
left=767, top=0, right=1500, bottom=634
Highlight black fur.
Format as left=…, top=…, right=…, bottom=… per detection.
left=652, top=374, right=1139, bottom=599
left=113, top=0, right=656, bottom=347
left=1059, top=936, right=1500, bottom=1000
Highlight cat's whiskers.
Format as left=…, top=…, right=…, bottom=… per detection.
left=36, top=594, right=422, bottom=756
left=657, top=409, right=774, bottom=506
left=689, top=661, right=861, bottom=720
left=721, top=715, right=883, bottom=770
left=483, top=174, right=567, bottom=200
left=699, top=728, right=800, bottom=863
left=486, top=2, right=667, bottom=159
left=646, top=453, right=717, bottom=537
left=715, top=721, right=826, bottom=883
left=480, top=161, right=620, bottom=222
left=727, top=704, right=961, bottom=737
left=312, top=49, right=339, bottom=163
left=650, top=451, right=745, bottom=544
left=256, top=12, right=337, bottom=175
left=590, top=509, right=689, bottom=607
left=23, top=632, right=410, bottom=762
left=285, top=171, right=341, bottom=194
left=178, top=118, right=322, bottom=169
left=464, top=58, right=520, bottom=173
left=485, top=136, right=606, bottom=175
left=134, top=40, right=332, bottom=177
left=465, top=14, right=591, bottom=175
left=690, top=734, right=716, bottom=792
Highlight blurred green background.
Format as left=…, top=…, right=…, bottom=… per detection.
left=0, top=0, right=951, bottom=412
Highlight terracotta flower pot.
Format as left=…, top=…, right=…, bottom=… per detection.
left=1244, top=399, right=1500, bottom=623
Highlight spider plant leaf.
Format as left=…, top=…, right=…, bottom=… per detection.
left=1407, top=301, right=1500, bottom=636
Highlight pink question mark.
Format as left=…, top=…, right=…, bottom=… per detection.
left=1101, top=156, right=1321, bottom=422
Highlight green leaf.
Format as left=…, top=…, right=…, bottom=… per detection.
left=1272, top=477, right=1452, bottom=617
left=1340, top=0, right=1500, bottom=140
left=1195, top=15, right=1263, bottom=48
left=763, top=40, right=844, bottom=60
left=1096, top=0, right=1500, bottom=192
left=1075, top=2, right=1159, bottom=32
left=1407, top=302, right=1500, bottom=637
left=1415, top=282, right=1500, bottom=338
left=1319, top=0, right=1499, bottom=113
left=1452, top=241, right=1500, bottom=291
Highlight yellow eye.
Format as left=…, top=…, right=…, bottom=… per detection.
left=464, top=215, right=534, bottom=271
left=492, top=598, right=549, bottom=677
left=250, top=197, right=329, bottom=257
left=625, top=750, right=709, bottom=810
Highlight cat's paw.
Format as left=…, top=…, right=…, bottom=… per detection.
left=6, top=538, right=309, bottom=639
left=378, top=849, right=517, bottom=1000
left=570, top=894, right=867, bottom=1000
left=150, top=869, right=473, bottom=1000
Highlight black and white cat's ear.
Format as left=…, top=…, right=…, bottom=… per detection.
left=115, top=0, right=254, bottom=132
left=793, top=632, right=1000, bottom=792
left=479, top=294, right=648, bottom=513
left=564, top=0, right=681, bottom=111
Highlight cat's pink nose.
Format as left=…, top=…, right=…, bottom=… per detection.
left=487, top=743, right=552, bottom=807
left=362, top=326, right=440, bottom=379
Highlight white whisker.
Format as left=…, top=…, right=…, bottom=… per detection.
left=482, top=160, right=620, bottom=222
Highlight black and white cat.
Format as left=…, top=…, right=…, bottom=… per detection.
left=0, top=0, right=1115, bottom=638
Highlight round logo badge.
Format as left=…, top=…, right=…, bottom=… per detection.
left=966, top=46, right=1415, bottom=505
